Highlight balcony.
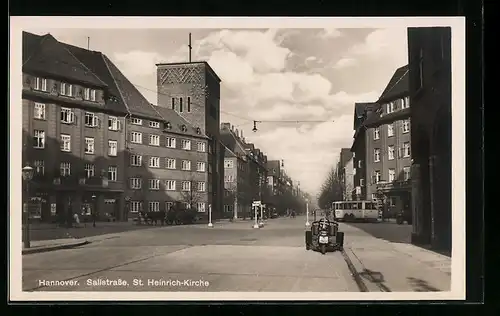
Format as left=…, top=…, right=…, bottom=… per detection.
left=376, top=180, right=411, bottom=192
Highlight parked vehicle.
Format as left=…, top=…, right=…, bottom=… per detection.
left=333, top=200, right=381, bottom=223
left=305, top=217, right=344, bottom=254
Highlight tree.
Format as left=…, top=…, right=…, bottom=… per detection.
left=318, top=164, right=345, bottom=209
left=180, top=174, right=204, bottom=211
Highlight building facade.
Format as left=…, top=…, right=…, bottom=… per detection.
left=156, top=61, right=224, bottom=219
left=337, top=148, right=354, bottom=201
left=363, top=65, right=412, bottom=217
left=22, top=31, right=222, bottom=223
left=408, top=27, right=452, bottom=251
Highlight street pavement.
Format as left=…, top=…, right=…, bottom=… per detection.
left=345, top=220, right=412, bottom=244
left=22, top=216, right=360, bottom=292
left=21, top=216, right=451, bottom=293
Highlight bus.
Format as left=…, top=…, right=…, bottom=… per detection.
left=332, top=201, right=382, bottom=223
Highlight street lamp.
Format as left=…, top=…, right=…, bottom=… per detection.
left=259, top=204, right=264, bottom=227
left=91, top=194, right=97, bottom=227
left=208, top=204, right=213, bottom=227
left=22, top=165, right=34, bottom=249
left=253, top=206, right=260, bottom=229
left=305, top=198, right=310, bottom=227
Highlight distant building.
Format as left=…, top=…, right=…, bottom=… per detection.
left=337, top=148, right=354, bottom=201
left=362, top=65, right=412, bottom=216
left=407, top=27, right=452, bottom=251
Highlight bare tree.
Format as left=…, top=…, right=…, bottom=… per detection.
left=180, top=173, right=204, bottom=211
left=318, top=164, right=345, bottom=209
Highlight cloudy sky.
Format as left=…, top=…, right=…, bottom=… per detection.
left=26, top=27, right=408, bottom=198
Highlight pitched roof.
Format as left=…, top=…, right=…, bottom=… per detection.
left=22, top=32, right=107, bottom=88
left=23, top=31, right=204, bottom=138
left=377, top=65, right=409, bottom=103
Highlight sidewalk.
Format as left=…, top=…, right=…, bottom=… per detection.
left=342, top=224, right=452, bottom=292
left=22, top=238, right=90, bottom=255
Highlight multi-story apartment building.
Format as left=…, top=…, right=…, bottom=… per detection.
left=244, top=143, right=269, bottom=208
left=362, top=65, right=412, bottom=216
left=407, top=27, right=452, bottom=251
left=220, top=123, right=252, bottom=218
left=337, top=148, right=354, bottom=201
left=350, top=102, right=378, bottom=200
left=156, top=62, right=224, bottom=220
left=21, top=31, right=221, bottom=223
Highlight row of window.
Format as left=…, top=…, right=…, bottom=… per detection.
left=385, top=96, right=410, bottom=114
left=130, top=201, right=206, bottom=213
left=171, top=97, right=192, bottom=113
left=373, top=142, right=411, bottom=162
left=373, top=119, right=410, bottom=140
left=33, top=160, right=118, bottom=181
left=129, top=178, right=206, bottom=192
left=356, top=166, right=411, bottom=187
left=129, top=154, right=206, bottom=172
left=32, top=77, right=98, bottom=101
left=129, top=132, right=205, bottom=152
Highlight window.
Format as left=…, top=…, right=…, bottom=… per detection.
left=371, top=193, right=377, bottom=201
left=187, top=97, right=191, bottom=112
left=387, top=102, right=395, bottom=114
left=130, top=155, right=142, bottom=166
left=224, top=205, right=233, bottom=213
left=403, top=142, right=411, bottom=157
left=84, top=88, right=97, bottom=101
left=166, top=158, right=176, bottom=169
left=34, top=103, right=45, bottom=120
left=131, top=118, right=142, bottom=125
left=184, top=203, right=191, bottom=210
left=33, top=130, right=45, bottom=148
left=149, top=134, right=160, bottom=146
left=197, top=141, right=206, bottom=152
left=224, top=175, right=234, bottom=182
left=181, top=139, right=191, bottom=150
left=146, top=156, right=159, bottom=168
left=60, top=82, right=73, bottom=96
left=84, top=164, right=95, bottom=178
left=148, top=201, right=160, bottom=212
left=108, top=116, right=121, bottom=131
left=197, top=202, right=205, bottom=213
left=374, top=148, right=381, bottom=162
left=166, top=202, right=174, bottom=210
left=34, top=160, right=44, bottom=175
left=388, top=145, right=395, bottom=160
left=108, top=140, right=118, bottom=156
left=60, top=134, right=71, bottom=152
left=60, top=107, right=75, bottom=124
left=402, top=119, right=410, bottom=133
left=131, top=132, right=142, bottom=144
left=171, top=98, right=175, bottom=110
left=108, top=166, right=117, bottom=181
left=388, top=169, right=396, bottom=182
left=197, top=161, right=206, bottom=172
left=353, top=168, right=356, bottom=175
left=224, top=159, right=234, bottom=168
left=130, top=178, right=142, bottom=189
left=358, top=160, right=362, bottom=168
left=130, top=201, right=142, bottom=213
left=85, top=112, right=99, bottom=127
left=403, top=167, right=411, bottom=181
left=166, top=137, right=176, bottom=148
left=387, top=123, right=394, bottom=137
left=149, top=121, right=160, bottom=128
left=402, top=96, right=410, bottom=109
left=34, top=77, right=47, bottom=91
left=84, top=137, right=95, bottom=154
left=182, top=181, right=191, bottom=191
left=197, top=182, right=206, bottom=192
left=374, top=171, right=381, bottom=183
left=60, top=162, right=71, bottom=176
left=373, top=127, right=380, bottom=140
left=179, top=97, right=183, bottom=113
left=165, top=180, right=176, bottom=191
left=389, top=197, right=396, bottom=207
left=181, top=160, right=191, bottom=171
left=149, top=179, right=160, bottom=190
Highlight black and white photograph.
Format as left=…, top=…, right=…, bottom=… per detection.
left=9, top=17, right=465, bottom=301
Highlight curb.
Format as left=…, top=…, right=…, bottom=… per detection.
left=22, top=240, right=91, bottom=255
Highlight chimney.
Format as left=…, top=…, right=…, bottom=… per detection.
left=231, top=125, right=234, bottom=132
left=221, top=123, right=231, bottom=130
left=235, top=128, right=239, bottom=138
left=241, top=130, right=244, bottom=138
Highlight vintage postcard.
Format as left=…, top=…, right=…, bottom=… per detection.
left=9, top=16, right=465, bottom=301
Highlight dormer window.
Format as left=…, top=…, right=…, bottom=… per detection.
left=386, top=102, right=395, bottom=114
left=196, top=127, right=201, bottom=134
left=163, top=122, right=172, bottom=130
left=34, top=77, right=47, bottom=92
left=60, top=82, right=73, bottom=97
left=84, top=88, right=97, bottom=101
left=181, top=125, right=187, bottom=132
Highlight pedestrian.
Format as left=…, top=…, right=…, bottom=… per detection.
left=73, top=212, right=80, bottom=228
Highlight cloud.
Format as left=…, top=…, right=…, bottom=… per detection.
left=334, top=57, right=357, bottom=69
left=113, top=50, right=165, bottom=78
left=318, top=28, right=343, bottom=39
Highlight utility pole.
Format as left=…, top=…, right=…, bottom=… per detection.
left=188, top=33, right=192, bottom=63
